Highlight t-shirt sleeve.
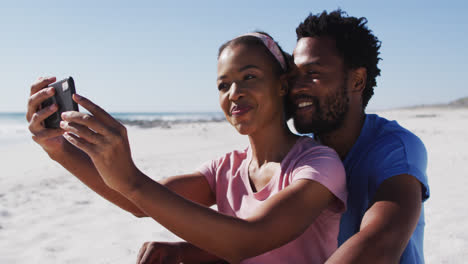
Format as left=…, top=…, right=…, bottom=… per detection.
left=291, top=146, right=347, bottom=213
left=196, top=159, right=218, bottom=195
left=370, top=132, right=430, bottom=201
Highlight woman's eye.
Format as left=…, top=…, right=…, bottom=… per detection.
left=218, top=83, right=229, bottom=91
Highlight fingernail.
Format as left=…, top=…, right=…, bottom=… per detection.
left=47, top=87, right=55, bottom=94
left=49, top=104, right=57, bottom=111
left=60, top=121, right=67, bottom=128
left=74, top=94, right=82, bottom=100
left=61, top=112, right=69, bottom=119
left=63, top=132, right=72, bottom=140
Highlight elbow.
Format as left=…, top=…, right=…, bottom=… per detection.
left=133, top=214, right=146, bottom=218
left=131, top=211, right=147, bottom=218
left=223, top=238, right=263, bottom=264
left=216, top=245, right=246, bottom=264
left=224, top=253, right=246, bottom=264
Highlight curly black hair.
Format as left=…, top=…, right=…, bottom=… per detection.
left=296, top=9, right=381, bottom=109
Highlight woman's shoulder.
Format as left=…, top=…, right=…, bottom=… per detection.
left=205, top=146, right=250, bottom=169
left=292, top=136, right=340, bottom=160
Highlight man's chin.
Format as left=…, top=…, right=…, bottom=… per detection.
left=293, top=118, right=337, bottom=135
left=293, top=119, right=318, bottom=134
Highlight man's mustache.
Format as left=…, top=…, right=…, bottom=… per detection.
left=289, top=94, right=318, bottom=103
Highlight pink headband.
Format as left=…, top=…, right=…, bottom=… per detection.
left=239, top=32, right=287, bottom=71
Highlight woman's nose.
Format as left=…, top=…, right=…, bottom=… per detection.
left=228, top=82, right=244, bottom=101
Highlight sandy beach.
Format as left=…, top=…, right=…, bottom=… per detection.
left=1, top=108, right=467, bottom=263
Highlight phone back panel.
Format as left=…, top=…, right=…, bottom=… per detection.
left=42, top=77, right=78, bottom=128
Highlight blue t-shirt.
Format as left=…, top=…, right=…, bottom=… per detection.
left=338, top=114, right=430, bottom=263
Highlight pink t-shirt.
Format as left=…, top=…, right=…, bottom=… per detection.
left=197, top=137, right=347, bottom=264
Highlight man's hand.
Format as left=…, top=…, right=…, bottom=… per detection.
left=137, top=242, right=182, bottom=264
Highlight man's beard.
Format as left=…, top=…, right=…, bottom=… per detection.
left=292, top=85, right=349, bottom=136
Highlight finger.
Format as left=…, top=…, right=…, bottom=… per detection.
left=140, top=243, right=159, bottom=264
left=139, top=249, right=155, bottom=264
left=31, top=128, right=64, bottom=144
left=26, top=87, right=56, bottom=122
left=62, top=132, right=96, bottom=154
left=73, top=94, right=119, bottom=128
left=28, top=104, right=58, bottom=132
left=30, top=76, right=56, bottom=95
left=136, top=243, right=149, bottom=264
left=60, top=111, right=110, bottom=136
left=60, top=121, right=104, bottom=145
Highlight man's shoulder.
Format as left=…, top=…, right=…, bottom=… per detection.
left=348, top=114, right=427, bottom=177
left=364, top=114, right=425, bottom=151
left=361, top=114, right=428, bottom=193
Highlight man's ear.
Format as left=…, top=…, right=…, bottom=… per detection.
left=350, top=67, right=367, bottom=93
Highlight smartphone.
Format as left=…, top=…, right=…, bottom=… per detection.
left=41, top=77, right=79, bottom=128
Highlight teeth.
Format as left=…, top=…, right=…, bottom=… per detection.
left=298, top=102, right=313, bottom=108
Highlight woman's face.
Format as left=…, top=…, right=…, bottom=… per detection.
left=217, top=43, right=287, bottom=135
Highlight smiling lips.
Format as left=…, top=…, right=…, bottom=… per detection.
left=231, top=105, right=253, bottom=116
left=293, top=97, right=316, bottom=114
left=298, top=102, right=314, bottom=108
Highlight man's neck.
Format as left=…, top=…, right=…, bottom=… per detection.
left=318, top=110, right=366, bottom=160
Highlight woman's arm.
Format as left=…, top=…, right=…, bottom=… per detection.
left=27, top=77, right=215, bottom=217
left=26, top=77, right=145, bottom=216
left=127, top=175, right=334, bottom=263
left=61, top=94, right=336, bottom=263
left=137, top=241, right=226, bottom=264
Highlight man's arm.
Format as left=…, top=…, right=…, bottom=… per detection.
left=326, top=174, right=422, bottom=264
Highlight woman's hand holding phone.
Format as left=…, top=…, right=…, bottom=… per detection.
left=59, top=94, right=143, bottom=193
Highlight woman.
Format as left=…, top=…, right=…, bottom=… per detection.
left=26, top=32, right=346, bottom=263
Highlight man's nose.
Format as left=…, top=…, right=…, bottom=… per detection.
left=289, top=78, right=310, bottom=96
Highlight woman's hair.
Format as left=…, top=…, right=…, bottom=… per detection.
left=218, top=31, right=291, bottom=77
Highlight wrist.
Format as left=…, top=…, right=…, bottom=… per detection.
left=111, top=165, right=147, bottom=196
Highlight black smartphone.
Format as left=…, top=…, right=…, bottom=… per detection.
left=41, top=77, right=79, bottom=128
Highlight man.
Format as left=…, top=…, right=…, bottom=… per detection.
left=136, top=10, right=429, bottom=264
left=289, top=10, right=429, bottom=263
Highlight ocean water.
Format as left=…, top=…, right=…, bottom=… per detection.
left=0, top=112, right=225, bottom=147
left=0, top=113, right=30, bottom=147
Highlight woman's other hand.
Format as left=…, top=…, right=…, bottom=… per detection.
left=27, top=76, right=70, bottom=157
left=136, top=241, right=182, bottom=264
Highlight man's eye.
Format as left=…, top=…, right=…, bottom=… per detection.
left=245, top=74, right=256, bottom=80
left=307, top=71, right=319, bottom=76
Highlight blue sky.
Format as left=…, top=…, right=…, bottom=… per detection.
left=1, top=0, right=466, bottom=112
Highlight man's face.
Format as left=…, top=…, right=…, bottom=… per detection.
left=289, top=36, right=350, bottom=135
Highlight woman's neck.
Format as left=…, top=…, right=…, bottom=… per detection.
left=247, top=122, right=298, bottom=166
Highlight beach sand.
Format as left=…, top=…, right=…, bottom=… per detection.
left=1, top=108, right=467, bottom=263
